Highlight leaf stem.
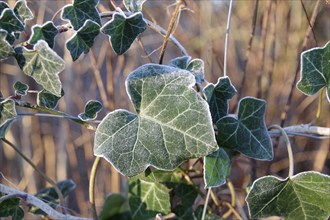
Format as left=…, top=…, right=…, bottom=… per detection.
left=89, top=156, right=101, bottom=220
left=223, top=0, right=234, bottom=77
left=201, top=188, right=211, bottom=220
left=1, top=138, right=65, bottom=213
left=268, top=125, right=294, bottom=177
left=222, top=179, right=237, bottom=219
left=316, top=88, right=324, bottom=120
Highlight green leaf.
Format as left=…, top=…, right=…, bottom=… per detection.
left=0, top=8, right=24, bottom=33
left=66, top=20, right=100, bottom=61
left=99, top=193, right=131, bottom=220
left=297, top=41, right=330, bottom=102
left=169, top=56, right=191, bottom=69
left=129, top=178, right=171, bottom=220
left=194, top=205, right=221, bottom=220
left=123, top=0, right=146, bottom=12
left=204, top=148, right=231, bottom=188
left=0, top=118, right=16, bottom=138
left=78, top=99, right=102, bottom=121
left=94, top=64, right=217, bottom=176
left=13, top=0, right=33, bottom=24
left=204, top=77, right=236, bottom=123
left=13, top=81, right=29, bottom=96
left=61, top=0, right=101, bottom=30
left=172, top=183, right=198, bottom=219
left=37, top=89, right=64, bottom=109
left=29, top=21, right=58, bottom=48
left=216, top=97, right=273, bottom=160
left=15, top=40, right=65, bottom=97
left=29, top=179, right=76, bottom=215
left=101, top=12, right=147, bottom=55
left=0, top=30, right=15, bottom=60
left=246, top=171, right=330, bottom=219
left=0, top=99, right=17, bottom=128
left=0, top=194, right=24, bottom=220
left=0, top=2, right=9, bottom=14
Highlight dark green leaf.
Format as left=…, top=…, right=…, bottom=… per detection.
left=297, top=41, right=330, bottom=102
left=216, top=97, right=273, bottom=160
left=5, top=32, right=15, bottom=45
left=204, top=77, right=236, bottom=123
left=186, top=59, right=204, bottom=84
left=0, top=99, right=17, bottom=128
left=15, top=40, right=65, bottom=97
left=124, top=0, right=146, bottom=12
left=194, top=205, right=221, bottom=220
left=29, top=179, right=76, bottom=215
left=0, top=194, right=24, bottom=220
left=0, top=30, right=15, bottom=60
left=129, top=178, right=171, bottom=220
left=172, top=183, right=198, bottom=219
left=0, top=2, right=9, bottom=14
left=37, top=89, right=64, bottom=109
left=66, top=20, right=100, bottom=61
left=78, top=99, right=102, bottom=121
left=13, top=81, right=29, bottom=96
left=169, top=56, right=191, bottom=69
left=13, top=0, right=33, bottom=24
left=0, top=8, right=24, bottom=33
left=94, top=64, right=217, bottom=176
left=99, top=193, right=131, bottom=220
left=61, top=0, right=101, bottom=30
left=101, top=12, right=147, bottom=55
left=0, top=118, right=15, bottom=138
left=29, top=21, right=58, bottom=48
left=204, top=148, right=231, bottom=188
left=246, top=171, right=330, bottom=219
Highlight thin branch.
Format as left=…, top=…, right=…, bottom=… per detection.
left=201, top=188, right=211, bottom=220
left=300, top=0, right=318, bottom=45
left=89, top=156, right=101, bottom=220
left=269, top=124, right=330, bottom=138
left=223, top=0, right=234, bottom=77
left=0, top=183, right=91, bottom=220
left=269, top=125, right=294, bottom=177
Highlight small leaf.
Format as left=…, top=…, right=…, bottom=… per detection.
left=187, top=59, right=204, bottom=84
left=216, top=97, right=273, bottom=160
left=0, top=8, right=24, bottom=33
left=204, top=148, right=231, bottom=188
left=246, top=171, right=330, bottom=219
left=61, top=0, right=101, bottom=30
left=172, top=183, right=198, bottom=219
left=29, top=179, right=76, bottom=215
left=123, top=0, right=147, bottom=12
left=37, top=89, right=64, bottom=109
left=0, top=99, right=17, bottom=128
left=0, top=194, right=24, bottom=220
left=0, top=30, right=15, bottom=60
left=13, top=81, right=29, bottom=96
left=129, top=178, right=171, bottom=220
left=297, top=41, right=330, bottom=102
left=78, top=99, right=102, bottom=121
left=13, top=0, right=33, bottom=24
left=94, top=64, right=217, bottom=176
left=29, top=21, right=58, bottom=48
left=204, top=77, right=237, bottom=123
left=168, top=56, right=191, bottom=69
left=0, top=2, right=10, bottom=14
left=0, top=118, right=16, bottom=138
left=15, top=40, right=65, bottom=97
left=66, top=20, right=100, bottom=61
left=101, top=12, right=147, bottom=55
left=99, top=193, right=131, bottom=220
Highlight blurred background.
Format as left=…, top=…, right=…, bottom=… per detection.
left=0, top=0, right=329, bottom=219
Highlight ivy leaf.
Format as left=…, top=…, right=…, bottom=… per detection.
left=0, top=99, right=17, bottom=128
left=297, top=41, right=330, bottom=102
left=101, top=12, right=147, bottom=55
left=172, top=183, right=198, bottom=219
left=246, top=171, right=330, bottom=219
left=29, top=21, right=58, bottom=48
left=37, top=89, right=64, bottom=109
left=99, top=193, right=131, bottom=220
left=29, top=179, right=76, bottom=215
left=61, top=0, right=101, bottom=30
left=66, top=20, right=100, bottom=61
left=204, top=77, right=236, bottom=123
left=129, top=178, right=171, bottom=220
left=169, top=56, right=191, bottom=69
left=13, top=0, right=33, bottom=24
left=216, top=97, right=273, bottom=160
left=78, top=99, right=102, bottom=121
left=13, top=81, right=29, bottom=96
left=123, top=0, right=146, bottom=12
left=0, top=2, right=9, bottom=14
left=204, top=148, right=231, bottom=188
left=14, top=40, right=65, bottom=97
left=0, top=8, right=24, bottom=33
left=0, top=30, right=15, bottom=60
left=0, top=194, right=24, bottom=220
left=94, top=64, right=217, bottom=177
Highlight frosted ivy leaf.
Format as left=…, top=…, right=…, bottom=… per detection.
left=94, top=64, right=217, bottom=176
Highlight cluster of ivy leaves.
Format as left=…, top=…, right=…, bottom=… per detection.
left=0, top=0, right=329, bottom=219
